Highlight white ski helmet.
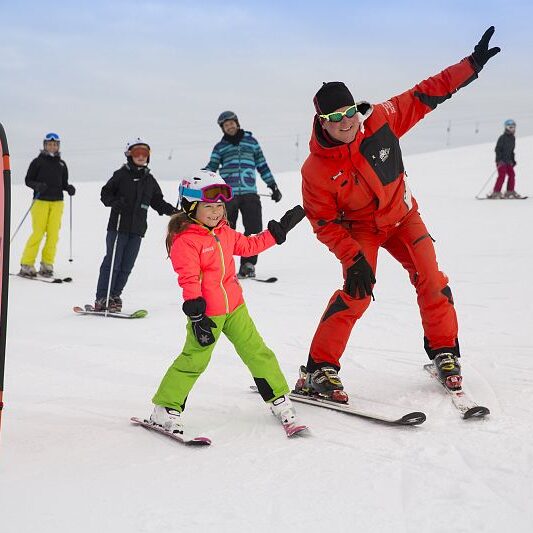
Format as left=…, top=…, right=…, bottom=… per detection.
left=179, top=170, right=233, bottom=213
left=124, top=137, right=151, bottom=155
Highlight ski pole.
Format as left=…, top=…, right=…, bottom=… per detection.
left=69, top=195, right=73, bottom=262
left=104, top=214, right=121, bottom=318
left=258, top=193, right=272, bottom=198
left=475, top=168, right=497, bottom=199
left=10, top=194, right=39, bottom=244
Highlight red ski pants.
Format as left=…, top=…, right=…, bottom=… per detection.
left=309, top=210, right=459, bottom=369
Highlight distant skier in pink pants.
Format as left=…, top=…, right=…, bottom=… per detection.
left=487, top=119, right=524, bottom=199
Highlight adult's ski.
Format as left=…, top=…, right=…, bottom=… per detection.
left=73, top=305, right=147, bottom=319
left=11, top=273, right=72, bottom=284
left=130, top=417, right=211, bottom=446
left=250, top=386, right=425, bottom=426
left=239, top=276, right=278, bottom=283
left=423, top=364, right=490, bottom=419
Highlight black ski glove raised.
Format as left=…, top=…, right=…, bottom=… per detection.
left=344, top=252, right=376, bottom=299
left=182, top=297, right=217, bottom=347
left=267, top=205, right=306, bottom=244
left=268, top=183, right=282, bottom=203
left=66, top=184, right=76, bottom=196
left=470, top=26, right=501, bottom=72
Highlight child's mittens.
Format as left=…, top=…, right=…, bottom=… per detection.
left=182, top=297, right=217, bottom=347
left=267, top=205, right=306, bottom=245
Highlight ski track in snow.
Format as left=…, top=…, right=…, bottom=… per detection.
left=2, top=138, right=533, bottom=532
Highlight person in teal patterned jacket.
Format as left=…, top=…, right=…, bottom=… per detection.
left=205, top=110, right=282, bottom=278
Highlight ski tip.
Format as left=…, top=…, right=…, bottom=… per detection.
left=187, top=437, right=212, bottom=446
left=62, top=277, right=73, bottom=282
left=398, top=412, right=426, bottom=425
left=73, top=306, right=84, bottom=313
left=131, top=309, right=148, bottom=318
left=463, top=406, right=490, bottom=419
left=286, top=425, right=310, bottom=437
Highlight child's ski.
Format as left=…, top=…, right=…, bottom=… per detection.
left=252, top=277, right=278, bottom=283
left=73, top=305, right=147, bottom=319
left=251, top=386, right=425, bottom=426
left=424, top=364, right=490, bottom=419
left=130, top=417, right=211, bottom=446
left=11, top=273, right=72, bottom=284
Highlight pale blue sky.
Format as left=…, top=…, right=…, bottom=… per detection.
left=2, top=0, right=532, bottom=182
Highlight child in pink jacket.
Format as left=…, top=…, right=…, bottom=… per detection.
left=150, top=170, right=305, bottom=437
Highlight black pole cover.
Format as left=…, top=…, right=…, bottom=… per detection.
left=0, top=122, right=11, bottom=428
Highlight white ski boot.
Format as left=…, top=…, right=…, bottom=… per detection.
left=149, top=405, right=184, bottom=435
left=271, top=395, right=297, bottom=425
left=504, top=190, right=524, bottom=199
left=19, top=264, right=37, bottom=278
left=39, top=262, right=54, bottom=278
left=270, top=395, right=308, bottom=437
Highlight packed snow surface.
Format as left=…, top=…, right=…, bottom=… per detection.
left=1, top=138, right=532, bottom=532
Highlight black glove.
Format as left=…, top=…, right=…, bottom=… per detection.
left=66, top=184, right=76, bottom=196
left=470, top=26, right=501, bottom=71
left=111, top=196, right=126, bottom=211
left=344, top=252, right=376, bottom=299
left=182, top=297, right=217, bottom=347
left=34, top=182, right=47, bottom=194
left=268, top=183, right=282, bottom=203
left=267, top=205, right=305, bottom=244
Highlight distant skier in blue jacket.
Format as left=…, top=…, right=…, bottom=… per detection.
left=205, top=111, right=282, bottom=278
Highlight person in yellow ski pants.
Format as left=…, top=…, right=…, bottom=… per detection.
left=19, top=132, right=75, bottom=278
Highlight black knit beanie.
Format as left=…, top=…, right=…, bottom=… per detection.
left=313, top=82, right=355, bottom=115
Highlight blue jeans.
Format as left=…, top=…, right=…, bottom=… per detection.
left=96, top=231, right=142, bottom=300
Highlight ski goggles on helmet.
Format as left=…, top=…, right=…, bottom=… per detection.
left=44, top=132, right=60, bottom=142
left=319, top=104, right=358, bottom=122
left=130, top=145, right=150, bottom=158
left=181, top=183, right=233, bottom=203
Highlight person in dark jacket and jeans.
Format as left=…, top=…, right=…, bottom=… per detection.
left=19, top=132, right=76, bottom=278
left=487, top=119, right=523, bottom=199
left=205, top=111, right=282, bottom=279
left=94, top=138, right=176, bottom=311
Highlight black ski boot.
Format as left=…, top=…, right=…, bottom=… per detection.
left=294, top=365, right=348, bottom=403
left=433, top=352, right=462, bottom=390
left=110, top=296, right=122, bottom=313
left=94, top=297, right=109, bottom=312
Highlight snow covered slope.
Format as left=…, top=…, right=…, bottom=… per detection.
left=1, top=138, right=532, bottom=533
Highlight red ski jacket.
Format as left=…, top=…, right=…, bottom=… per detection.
left=302, top=57, right=478, bottom=268
left=170, top=220, right=276, bottom=316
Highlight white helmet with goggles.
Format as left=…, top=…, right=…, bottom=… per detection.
left=179, top=170, right=233, bottom=213
left=124, top=137, right=151, bottom=155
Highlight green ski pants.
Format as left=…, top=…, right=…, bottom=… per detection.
left=152, top=304, right=289, bottom=411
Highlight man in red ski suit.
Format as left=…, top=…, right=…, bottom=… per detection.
left=298, top=27, right=501, bottom=397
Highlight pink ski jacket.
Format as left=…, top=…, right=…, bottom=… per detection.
left=170, top=220, right=276, bottom=316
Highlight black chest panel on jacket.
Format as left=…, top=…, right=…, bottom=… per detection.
left=360, top=123, right=404, bottom=186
